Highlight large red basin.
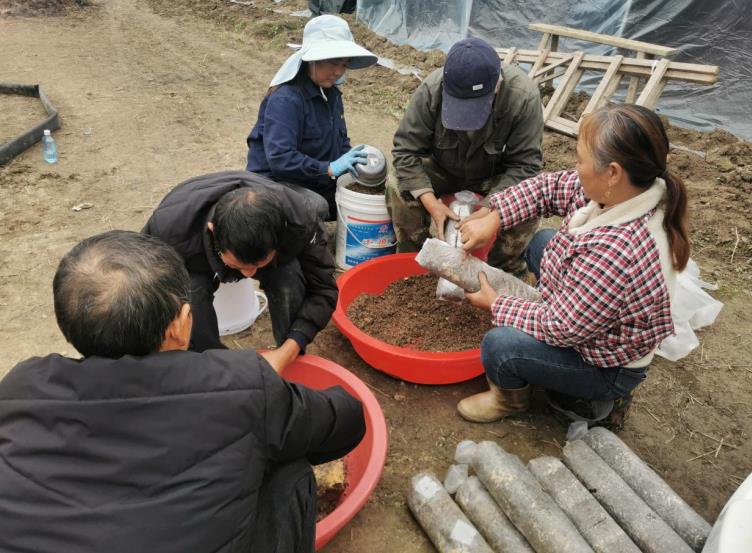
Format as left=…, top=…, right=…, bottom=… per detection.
left=332, top=253, right=484, bottom=385
left=281, top=355, right=388, bottom=550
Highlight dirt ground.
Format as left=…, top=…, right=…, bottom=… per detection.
left=1, top=1, right=751, bottom=551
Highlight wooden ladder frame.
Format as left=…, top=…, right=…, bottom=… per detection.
left=496, top=24, right=718, bottom=137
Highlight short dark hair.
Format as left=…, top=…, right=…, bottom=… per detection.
left=53, top=230, right=191, bottom=358
left=211, top=188, right=287, bottom=263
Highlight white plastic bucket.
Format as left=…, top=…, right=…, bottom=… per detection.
left=213, top=279, right=268, bottom=336
left=335, top=181, right=396, bottom=270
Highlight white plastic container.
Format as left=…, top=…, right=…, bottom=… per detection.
left=702, top=471, right=752, bottom=553
left=213, top=279, right=267, bottom=336
left=335, top=179, right=396, bottom=270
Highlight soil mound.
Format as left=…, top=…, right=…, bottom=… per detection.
left=0, top=0, right=89, bottom=17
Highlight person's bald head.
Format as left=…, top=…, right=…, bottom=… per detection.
left=53, top=230, right=191, bottom=358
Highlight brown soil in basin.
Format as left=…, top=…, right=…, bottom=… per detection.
left=347, top=274, right=493, bottom=352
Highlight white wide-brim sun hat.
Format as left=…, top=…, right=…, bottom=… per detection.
left=269, top=15, right=377, bottom=87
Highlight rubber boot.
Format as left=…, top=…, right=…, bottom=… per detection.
left=457, top=380, right=531, bottom=423
left=605, top=392, right=634, bottom=431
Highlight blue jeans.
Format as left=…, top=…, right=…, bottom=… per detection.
left=522, top=227, right=555, bottom=281
left=482, top=229, right=647, bottom=400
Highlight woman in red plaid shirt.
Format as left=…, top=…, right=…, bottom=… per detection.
left=455, top=104, right=689, bottom=428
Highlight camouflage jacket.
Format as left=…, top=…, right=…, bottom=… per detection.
left=392, top=64, right=544, bottom=197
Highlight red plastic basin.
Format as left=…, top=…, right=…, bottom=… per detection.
left=332, top=253, right=484, bottom=385
left=281, top=355, right=388, bottom=551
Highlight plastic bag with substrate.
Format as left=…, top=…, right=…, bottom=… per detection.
left=444, top=463, right=469, bottom=494
left=417, top=238, right=541, bottom=301
left=436, top=199, right=473, bottom=301
left=454, top=440, right=478, bottom=464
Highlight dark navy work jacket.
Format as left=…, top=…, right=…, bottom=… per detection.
left=245, top=76, right=351, bottom=200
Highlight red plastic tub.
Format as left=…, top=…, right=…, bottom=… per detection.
left=281, top=355, right=388, bottom=550
left=332, top=253, right=484, bottom=385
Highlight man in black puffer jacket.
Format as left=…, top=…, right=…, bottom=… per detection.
left=0, top=231, right=364, bottom=553
left=143, top=171, right=338, bottom=373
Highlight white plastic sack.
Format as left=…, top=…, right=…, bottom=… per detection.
left=656, top=259, right=723, bottom=362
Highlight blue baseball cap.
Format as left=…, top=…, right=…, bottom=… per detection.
left=442, top=37, right=502, bottom=131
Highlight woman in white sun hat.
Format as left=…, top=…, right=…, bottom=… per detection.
left=245, top=15, right=377, bottom=220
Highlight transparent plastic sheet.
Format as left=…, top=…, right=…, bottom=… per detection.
left=467, top=0, right=628, bottom=52
left=356, top=0, right=752, bottom=139
left=622, top=0, right=752, bottom=137
left=356, top=0, right=470, bottom=51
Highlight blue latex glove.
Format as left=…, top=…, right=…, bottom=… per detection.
left=329, top=144, right=368, bottom=178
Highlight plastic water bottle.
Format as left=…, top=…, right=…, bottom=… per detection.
left=42, top=129, right=58, bottom=164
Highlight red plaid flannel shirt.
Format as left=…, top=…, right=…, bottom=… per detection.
left=488, top=170, right=674, bottom=368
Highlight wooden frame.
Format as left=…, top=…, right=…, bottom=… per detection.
left=495, top=24, right=718, bottom=137
left=530, top=23, right=678, bottom=104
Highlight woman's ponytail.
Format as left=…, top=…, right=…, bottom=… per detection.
left=662, top=170, right=690, bottom=271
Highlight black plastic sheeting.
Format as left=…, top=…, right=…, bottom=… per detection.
left=0, top=84, right=60, bottom=166
left=308, top=0, right=355, bottom=16
left=356, top=0, right=752, bottom=139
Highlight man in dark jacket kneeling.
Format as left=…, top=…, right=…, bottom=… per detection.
left=0, top=230, right=365, bottom=553
left=143, top=171, right=338, bottom=373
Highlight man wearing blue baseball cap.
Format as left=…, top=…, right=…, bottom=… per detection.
left=387, top=37, right=543, bottom=277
